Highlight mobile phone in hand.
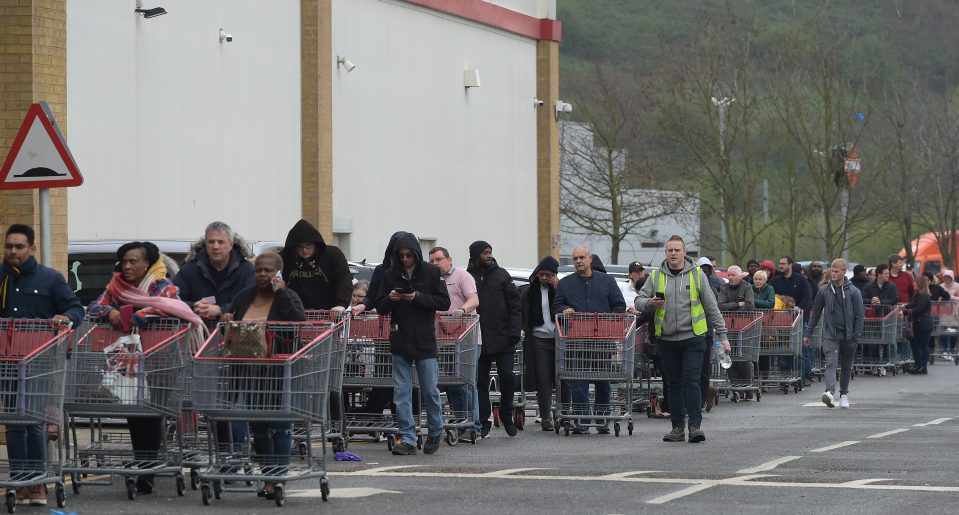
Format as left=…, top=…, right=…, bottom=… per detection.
left=655, top=292, right=665, bottom=300
left=396, top=287, right=415, bottom=295
left=272, top=271, right=282, bottom=292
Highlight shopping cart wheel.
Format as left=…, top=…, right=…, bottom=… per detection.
left=175, top=472, right=185, bottom=496
left=513, top=409, right=525, bottom=430
left=71, top=472, right=80, bottom=494
left=212, top=480, right=222, bottom=500
left=755, top=390, right=762, bottom=402
left=614, top=422, right=621, bottom=437
left=954, top=356, right=958, bottom=365
left=320, top=477, right=330, bottom=501
left=201, top=484, right=211, bottom=506
left=125, top=477, right=136, bottom=500
left=5, top=490, right=15, bottom=513
left=55, top=483, right=65, bottom=508
left=416, top=435, right=423, bottom=449
left=386, top=436, right=395, bottom=451
left=492, top=406, right=500, bottom=427
left=332, top=437, right=346, bottom=453
left=794, top=383, right=801, bottom=393
left=730, top=392, right=739, bottom=403
left=298, top=441, right=307, bottom=459
left=627, top=422, right=634, bottom=435
left=469, top=429, right=477, bottom=444
left=444, top=429, right=458, bottom=446
left=563, top=421, right=570, bottom=436
left=274, top=484, right=285, bottom=507
left=190, top=469, right=199, bottom=490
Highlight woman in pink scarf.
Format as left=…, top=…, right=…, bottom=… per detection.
left=88, top=241, right=201, bottom=496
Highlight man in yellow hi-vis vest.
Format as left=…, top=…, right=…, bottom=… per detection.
left=636, top=235, right=729, bottom=443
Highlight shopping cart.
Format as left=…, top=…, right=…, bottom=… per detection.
left=631, top=322, right=654, bottom=416
left=553, top=313, right=636, bottom=436
left=489, top=341, right=526, bottom=431
left=295, top=311, right=349, bottom=454
left=930, top=301, right=959, bottom=365
left=809, top=323, right=825, bottom=381
left=894, top=305, right=913, bottom=370
left=62, top=317, right=190, bottom=500
left=758, top=309, right=804, bottom=394
left=191, top=320, right=340, bottom=507
left=855, top=305, right=899, bottom=376
left=430, top=313, right=479, bottom=445
left=715, top=311, right=762, bottom=402
left=0, top=319, right=71, bottom=512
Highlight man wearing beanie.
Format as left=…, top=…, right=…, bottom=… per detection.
left=467, top=241, right=522, bottom=438
left=521, top=256, right=562, bottom=431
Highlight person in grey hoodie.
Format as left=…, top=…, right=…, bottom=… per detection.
left=803, top=258, right=864, bottom=409
left=636, top=236, right=729, bottom=443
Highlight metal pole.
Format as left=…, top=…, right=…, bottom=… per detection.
left=40, top=188, right=52, bottom=267
left=718, top=102, right=727, bottom=267
left=840, top=184, right=849, bottom=261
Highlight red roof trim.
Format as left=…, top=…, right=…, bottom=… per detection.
left=401, top=0, right=561, bottom=41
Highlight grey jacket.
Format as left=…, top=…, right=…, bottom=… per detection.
left=717, top=281, right=755, bottom=311
left=635, top=256, right=727, bottom=341
left=804, top=280, right=864, bottom=341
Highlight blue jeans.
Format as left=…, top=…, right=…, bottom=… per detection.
left=215, top=421, right=248, bottom=453
left=658, top=336, right=706, bottom=429
left=6, top=424, right=46, bottom=480
left=447, top=384, right=481, bottom=434
left=570, top=381, right=610, bottom=426
left=940, top=335, right=957, bottom=354
left=802, top=345, right=815, bottom=382
left=392, top=354, right=443, bottom=445
left=250, top=422, right=292, bottom=476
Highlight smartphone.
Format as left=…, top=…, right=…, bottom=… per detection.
left=272, top=271, right=282, bottom=292
left=395, top=287, right=415, bottom=295
left=655, top=292, right=665, bottom=300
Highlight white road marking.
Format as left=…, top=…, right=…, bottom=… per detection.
left=478, top=468, right=550, bottom=477
left=914, top=417, right=953, bottom=427
left=802, top=401, right=856, bottom=407
left=737, top=456, right=802, bottom=474
left=288, top=487, right=400, bottom=498
left=646, top=483, right=715, bottom=505
left=811, top=441, right=860, bottom=453
left=842, top=479, right=893, bottom=486
left=600, top=471, right=662, bottom=479
left=867, top=428, right=910, bottom=439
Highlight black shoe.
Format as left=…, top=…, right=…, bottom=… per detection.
left=391, top=441, right=417, bottom=455
left=596, top=425, right=611, bottom=435
left=480, top=424, right=491, bottom=438
left=135, top=479, right=154, bottom=494
left=503, top=421, right=518, bottom=437
left=423, top=434, right=441, bottom=454
left=663, top=427, right=685, bottom=442
left=687, top=427, right=706, bottom=443
left=541, top=418, right=554, bottom=432
left=571, top=425, right=590, bottom=435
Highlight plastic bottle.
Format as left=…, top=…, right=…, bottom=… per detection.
left=383, top=408, right=393, bottom=426
left=714, top=339, right=732, bottom=369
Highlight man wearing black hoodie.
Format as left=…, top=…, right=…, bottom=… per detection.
left=521, top=256, right=562, bottom=431
left=376, top=232, right=450, bottom=455
left=280, top=219, right=352, bottom=312
left=467, top=241, right=522, bottom=438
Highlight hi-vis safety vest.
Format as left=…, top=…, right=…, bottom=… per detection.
left=653, top=266, right=708, bottom=337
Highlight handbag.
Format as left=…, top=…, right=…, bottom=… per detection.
left=223, top=322, right=269, bottom=358
left=101, top=333, right=149, bottom=405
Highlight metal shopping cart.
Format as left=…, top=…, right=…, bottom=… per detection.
left=191, top=320, right=340, bottom=507
left=489, top=340, right=527, bottom=431
left=715, top=311, right=762, bottom=402
left=810, top=323, right=825, bottom=381
left=431, top=313, right=479, bottom=445
left=930, top=301, right=959, bottom=365
left=553, top=313, right=636, bottom=436
left=758, top=309, right=804, bottom=394
left=894, top=305, right=913, bottom=371
left=855, top=305, right=899, bottom=376
left=63, top=317, right=190, bottom=500
left=0, top=319, right=71, bottom=513
left=296, top=311, right=349, bottom=454
left=631, top=323, right=654, bottom=417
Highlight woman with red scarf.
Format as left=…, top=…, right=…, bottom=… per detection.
left=88, top=241, right=202, bottom=495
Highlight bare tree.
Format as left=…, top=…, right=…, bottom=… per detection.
left=915, top=93, right=959, bottom=269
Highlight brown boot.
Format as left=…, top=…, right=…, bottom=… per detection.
left=705, top=386, right=718, bottom=413
left=541, top=417, right=554, bottom=432
left=28, top=484, right=47, bottom=506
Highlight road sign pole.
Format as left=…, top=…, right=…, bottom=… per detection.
left=40, top=188, right=51, bottom=267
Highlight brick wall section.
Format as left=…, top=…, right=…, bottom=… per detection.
left=0, top=0, right=69, bottom=274
left=536, top=40, right=560, bottom=259
left=300, top=0, right=334, bottom=240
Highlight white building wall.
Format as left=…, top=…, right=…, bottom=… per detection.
left=67, top=0, right=302, bottom=242
left=331, top=0, right=539, bottom=267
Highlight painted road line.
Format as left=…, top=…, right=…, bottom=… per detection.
left=867, top=428, right=910, bottom=439
left=842, top=479, right=893, bottom=486
left=914, top=417, right=953, bottom=427
left=811, top=441, right=860, bottom=453
left=478, top=468, right=549, bottom=477
left=646, top=483, right=715, bottom=505
left=737, top=456, right=802, bottom=474
left=288, top=487, right=400, bottom=498
left=600, top=471, right=662, bottom=479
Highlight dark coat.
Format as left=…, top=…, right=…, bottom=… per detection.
left=860, top=281, right=899, bottom=308
left=0, top=257, right=84, bottom=327
left=375, top=233, right=451, bottom=360
left=174, top=246, right=254, bottom=316
left=468, top=257, right=521, bottom=355
left=281, top=219, right=353, bottom=310
left=770, top=273, right=811, bottom=313
left=229, top=286, right=306, bottom=322
left=904, top=292, right=933, bottom=333
left=553, top=270, right=626, bottom=315
left=361, top=231, right=405, bottom=312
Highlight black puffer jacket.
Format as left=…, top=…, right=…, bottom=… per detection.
left=281, top=219, right=353, bottom=310
left=174, top=242, right=254, bottom=316
left=468, top=257, right=521, bottom=355
left=375, top=233, right=451, bottom=360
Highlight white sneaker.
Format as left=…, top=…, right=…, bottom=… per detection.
left=879, top=367, right=886, bottom=377
left=839, top=394, right=849, bottom=409
left=821, top=391, right=835, bottom=408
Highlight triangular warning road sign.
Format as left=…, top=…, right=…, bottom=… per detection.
left=0, top=102, right=83, bottom=190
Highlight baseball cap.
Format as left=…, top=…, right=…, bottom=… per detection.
left=628, top=261, right=645, bottom=273
left=696, top=257, right=712, bottom=267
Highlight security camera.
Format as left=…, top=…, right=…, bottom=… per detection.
left=337, top=56, right=356, bottom=72
left=219, top=28, right=233, bottom=43
left=533, top=98, right=545, bottom=107
left=556, top=101, right=573, bottom=113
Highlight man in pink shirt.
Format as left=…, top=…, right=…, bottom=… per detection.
left=888, top=254, right=916, bottom=304
left=429, top=247, right=481, bottom=437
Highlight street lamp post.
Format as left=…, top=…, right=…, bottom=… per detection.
left=712, top=96, right=735, bottom=267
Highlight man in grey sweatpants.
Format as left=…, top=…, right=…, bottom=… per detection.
left=803, top=258, right=864, bottom=409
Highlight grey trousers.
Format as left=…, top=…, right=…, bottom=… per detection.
left=822, top=336, right=857, bottom=395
